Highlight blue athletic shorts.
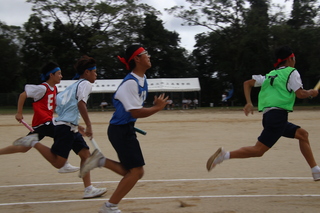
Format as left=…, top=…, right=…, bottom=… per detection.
left=51, top=125, right=89, bottom=159
left=108, top=123, right=145, bottom=170
left=258, top=109, right=300, bottom=148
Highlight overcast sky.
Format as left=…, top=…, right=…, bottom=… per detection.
left=0, top=0, right=292, bottom=51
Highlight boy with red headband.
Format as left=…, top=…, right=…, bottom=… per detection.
left=206, top=45, right=320, bottom=181
left=79, top=45, right=168, bottom=213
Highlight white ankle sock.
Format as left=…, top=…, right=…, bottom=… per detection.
left=224, top=152, right=230, bottom=160
left=311, top=166, right=320, bottom=173
left=106, top=201, right=117, bottom=207
left=85, top=185, right=93, bottom=191
left=31, top=141, right=39, bottom=147
left=98, top=157, right=106, bottom=167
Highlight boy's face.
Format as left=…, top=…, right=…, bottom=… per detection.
left=85, top=69, right=97, bottom=83
left=51, top=70, right=62, bottom=84
left=288, top=56, right=296, bottom=67
left=136, top=51, right=151, bottom=69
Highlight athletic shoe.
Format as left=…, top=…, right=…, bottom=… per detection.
left=13, top=133, right=39, bottom=147
left=312, top=172, right=320, bottom=181
left=206, top=147, right=226, bottom=171
left=58, top=162, right=80, bottom=173
left=98, top=203, right=121, bottom=213
left=83, top=186, right=107, bottom=199
left=79, top=149, right=104, bottom=178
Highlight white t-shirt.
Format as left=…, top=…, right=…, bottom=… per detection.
left=25, top=83, right=55, bottom=101
left=114, top=72, right=145, bottom=112
left=77, top=80, right=92, bottom=103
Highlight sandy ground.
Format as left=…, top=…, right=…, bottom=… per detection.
left=0, top=108, right=320, bottom=213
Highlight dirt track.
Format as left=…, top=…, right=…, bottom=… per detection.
left=1, top=108, right=320, bottom=213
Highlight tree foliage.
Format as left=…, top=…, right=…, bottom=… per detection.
left=168, top=0, right=320, bottom=105
left=0, top=23, right=23, bottom=92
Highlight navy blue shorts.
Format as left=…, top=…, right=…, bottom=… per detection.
left=51, top=125, right=89, bottom=159
left=108, top=123, right=145, bottom=170
left=258, top=109, right=300, bottom=148
left=28, top=121, right=55, bottom=141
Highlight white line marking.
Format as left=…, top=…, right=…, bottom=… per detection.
left=1, top=194, right=320, bottom=206
left=0, top=177, right=316, bottom=207
left=0, top=177, right=312, bottom=188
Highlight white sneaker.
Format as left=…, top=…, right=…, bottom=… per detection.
left=79, top=149, right=104, bottom=178
left=99, top=203, right=121, bottom=213
left=83, top=186, right=107, bottom=199
left=312, top=172, right=320, bottom=181
left=206, top=147, right=226, bottom=171
left=13, top=133, right=39, bottom=147
left=58, top=162, right=80, bottom=173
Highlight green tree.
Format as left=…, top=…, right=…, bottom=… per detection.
left=287, top=0, right=318, bottom=29
left=22, top=0, right=159, bottom=80
left=166, top=0, right=247, bottom=32
left=168, top=0, right=273, bottom=105
left=137, top=13, right=192, bottom=78
left=0, top=23, right=23, bottom=92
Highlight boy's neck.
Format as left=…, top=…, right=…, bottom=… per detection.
left=46, top=80, right=56, bottom=87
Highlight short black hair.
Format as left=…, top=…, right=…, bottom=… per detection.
left=125, top=45, right=145, bottom=70
left=274, top=45, right=293, bottom=60
left=41, top=62, right=59, bottom=81
left=74, top=55, right=96, bottom=76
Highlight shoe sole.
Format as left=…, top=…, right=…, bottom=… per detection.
left=12, top=137, right=26, bottom=146
left=206, top=147, right=222, bottom=171
left=58, top=168, right=80, bottom=173
left=12, top=133, right=39, bottom=147
left=313, top=173, right=320, bottom=181
left=83, top=189, right=107, bottom=199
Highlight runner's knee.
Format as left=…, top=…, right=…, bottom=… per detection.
left=130, top=167, right=144, bottom=179
left=295, top=128, right=309, bottom=141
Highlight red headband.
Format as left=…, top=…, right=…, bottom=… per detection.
left=273, top=53, right=295, bottom=68
left=117, top=47, right=145, bottom=70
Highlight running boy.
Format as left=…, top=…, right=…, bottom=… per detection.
left=0, top=62, right=79, bottom=173
left=14, top=56, right=107, bottom=198
left=206, top=45, right=320, bottom=181
left=79, top=45, right=168, bottom=213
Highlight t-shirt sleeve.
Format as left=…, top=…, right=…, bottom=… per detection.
left=25, top=84, right=47, bottom=101
left=77, top=81, right=92, bottom=103
left=252, top=75, right=265, bottom=87
left=288, top=70, right=303, bottom=92
left=115, top=80, right=143, bottom=111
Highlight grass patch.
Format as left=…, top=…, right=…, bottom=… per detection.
left=0, top=106, right=33, bottom=115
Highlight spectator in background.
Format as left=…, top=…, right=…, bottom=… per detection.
left=193, top=98, right=199, bottom=109
left=221, top=92, right=228, bottom=108
left=100, top=100, right=108, bottom=111
left=166, top=98, right=173, bottom=110
left=182, top=98, right=188, bottom=109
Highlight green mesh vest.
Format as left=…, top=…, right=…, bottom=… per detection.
left=258, top=67, right=296, bottom=112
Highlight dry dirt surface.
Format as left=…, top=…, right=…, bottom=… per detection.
left=1, top=108, right=320, bottom=213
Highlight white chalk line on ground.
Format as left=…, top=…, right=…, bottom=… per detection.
left=1, top=194, right=320, bottom=206
left=0, top=177, right=312, bottom=188
left=0, top=177, right=317, bottom=207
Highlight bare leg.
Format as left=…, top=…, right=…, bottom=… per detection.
left=0, top=145, right=31, bottom=155
left=295, top=128, right=317, bottom=168
left=33, top=143, right=67, bottom=168
left=108, top=166, right=144, bottom=204
left=100, top=159, right=143, bottom=204
left=78, top=148, right=92, bottom=188
left=104, top=158, right=128, bottom=176
left=230, top=141, right=270, bottom=159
